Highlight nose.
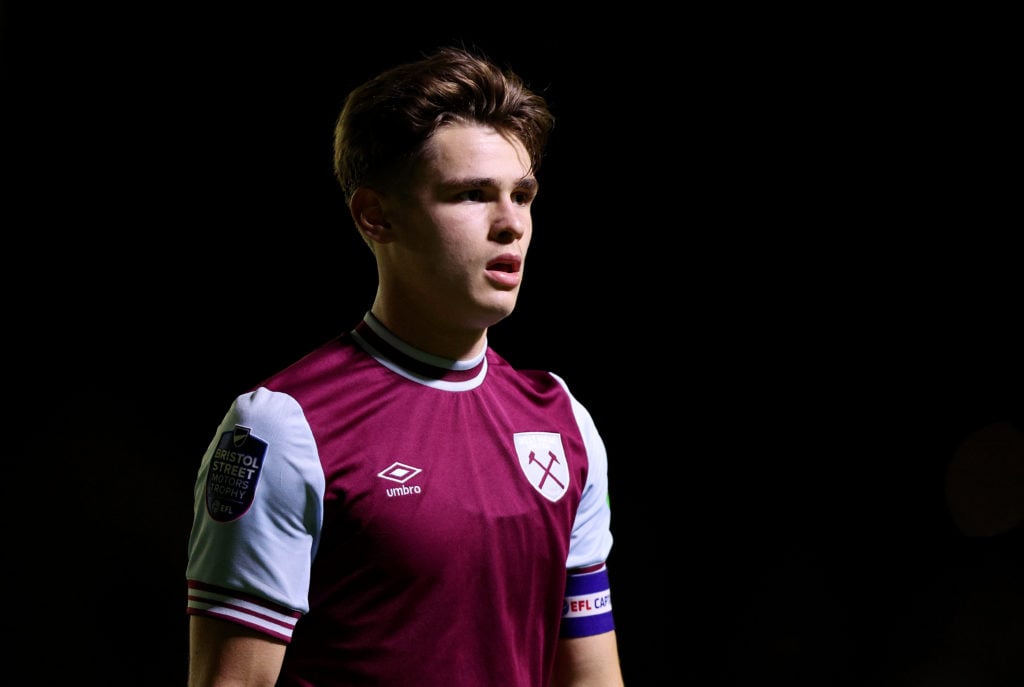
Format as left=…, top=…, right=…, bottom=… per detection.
left=490, top=196, right=528, bottom=243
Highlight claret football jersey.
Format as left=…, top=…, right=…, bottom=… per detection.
left=186, top=312, right=615, bottom=686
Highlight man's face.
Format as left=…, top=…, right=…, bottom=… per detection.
left=380, top=122, right=538, bottom=332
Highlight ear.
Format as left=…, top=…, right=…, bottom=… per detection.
left=350, top=187, right=394, bottom=244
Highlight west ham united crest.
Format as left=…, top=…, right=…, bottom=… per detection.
left=514, top=432, right=569, bottom=502
left=205, top=425, right=268, bottom=522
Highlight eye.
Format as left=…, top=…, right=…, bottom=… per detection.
left=512, top=190, right=534, bottom=206
left=455, top=189, right=485, bottom=202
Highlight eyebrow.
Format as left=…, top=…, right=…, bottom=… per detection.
left=448, top=176, right=538, bottom=191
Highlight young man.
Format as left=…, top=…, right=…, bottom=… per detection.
left=185, top=46, right=624, bottom=686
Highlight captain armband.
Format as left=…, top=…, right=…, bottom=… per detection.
left=560, top=564, right=615, bottom=638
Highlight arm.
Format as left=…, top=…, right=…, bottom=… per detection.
left=550, top=377, right=623, bottom=685
left=186, top=390, right=321, bottom=684
left=188, top=616, right=287, bottom=687
left=550, top=630, right=625, bottom=686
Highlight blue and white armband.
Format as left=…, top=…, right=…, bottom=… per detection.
left=560, top=564, right=615, bottom=638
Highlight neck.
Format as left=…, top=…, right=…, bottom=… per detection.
left=368, top=301, right=488, bottom=361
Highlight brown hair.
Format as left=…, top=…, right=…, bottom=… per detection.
left=333, top=46, right=554, bottom=204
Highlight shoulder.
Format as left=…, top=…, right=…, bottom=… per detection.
left=254, top=332, right=363, bottom=393
left=486, top=350, right=570, bottom=395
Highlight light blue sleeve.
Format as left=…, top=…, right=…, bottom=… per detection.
left=550, top=373, right=615, bottom=570
left=186, top=387, right=326, bottom=622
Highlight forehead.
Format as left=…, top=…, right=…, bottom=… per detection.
left=419, top=123, right=532, bottom=181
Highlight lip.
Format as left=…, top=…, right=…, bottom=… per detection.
left=485, top=253, right=523, bottom=288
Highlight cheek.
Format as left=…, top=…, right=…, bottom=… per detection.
left=431, top=228, right=478, bottom=271
left=402, top=207, right=457, bottom=253
left=521, top=223, right=533, bottom=254
left=431, top=209, right=486, bottom=257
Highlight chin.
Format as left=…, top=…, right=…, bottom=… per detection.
left=473, top=298, right=518, bottom=328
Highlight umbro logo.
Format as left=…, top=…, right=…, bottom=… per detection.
left=377, top=462, right=423, bottom=483
left=378, top=462, right=423, bottom=497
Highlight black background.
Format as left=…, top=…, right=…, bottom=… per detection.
left=6, top=6, right=1022, bottom=685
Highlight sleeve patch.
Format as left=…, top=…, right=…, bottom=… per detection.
left=205, top=425, right=268, bottom=522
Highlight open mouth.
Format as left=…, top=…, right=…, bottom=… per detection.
left=487, top=255, right=521, bottom=273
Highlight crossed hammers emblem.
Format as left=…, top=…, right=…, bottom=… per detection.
left=528, top=450, right=566, bottom=490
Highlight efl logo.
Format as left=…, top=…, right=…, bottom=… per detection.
left=563, top=592, right=612, bottom=618
left=205, top=425, right=267, bottom=522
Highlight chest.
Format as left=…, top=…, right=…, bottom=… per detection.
left=306, top=382, right=587, bottom=573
